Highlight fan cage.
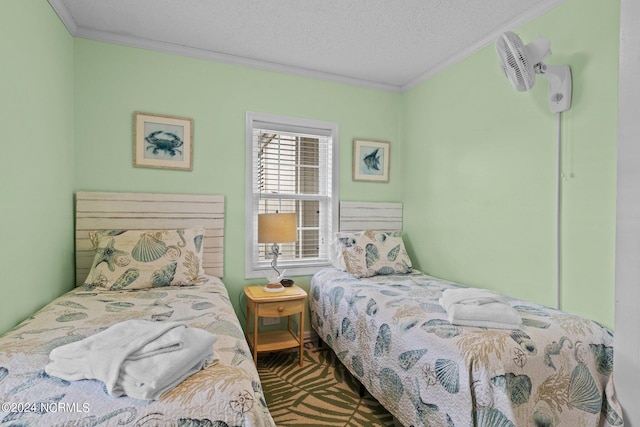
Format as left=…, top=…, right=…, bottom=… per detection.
left=497, top=32, right=536, bottom=91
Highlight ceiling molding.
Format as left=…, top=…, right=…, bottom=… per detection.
left=72, top=27, right=403, bottom=93
left=47, top=0, right=565, bottom=94
left=401, top=0, right=566, bottom=91
left=48, top=0, right=78, bottom=35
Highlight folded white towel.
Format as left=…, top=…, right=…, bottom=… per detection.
left=45, top=319, right=217, bottom=400
left=447, top=301, right=521, bottom=330
left=127, top=327, right=185, bottom=361
left=114, top=327, right=217, bottom=400
left=45, top=320, right=185, bottom=390
left=440, top=288, right=521, bottom=330
left=439, top=288, right=510, bottom=312
left=118, top=353, right=213, bottom=400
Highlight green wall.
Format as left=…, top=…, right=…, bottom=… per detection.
left=402, top=0, right=619, bottom=326
left=0, top=0, right=619, bottom=334
left=0, top=1, right=75, bottom=333
left=73, top=38, right=402, bottom=325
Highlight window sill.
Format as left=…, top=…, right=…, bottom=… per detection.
left=245, top=263, right=332, bottom=279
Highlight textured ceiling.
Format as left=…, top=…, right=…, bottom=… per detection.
left=48, top=0, right=564, bottom=92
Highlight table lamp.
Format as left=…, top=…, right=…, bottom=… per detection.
left=258, top=212, right=297, bottom=292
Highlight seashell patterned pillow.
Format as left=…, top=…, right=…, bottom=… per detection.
left=336, top=230, right=412, bottom=278
left=83, top=228, right=209, bottom=290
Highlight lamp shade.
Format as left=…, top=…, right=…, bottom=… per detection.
left=258, top=213, right=297, bottom=243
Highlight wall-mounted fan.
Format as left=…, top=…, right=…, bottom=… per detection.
left=496, top=31, right=572, bottom=113
left=495, top=31, right=573, bottom=310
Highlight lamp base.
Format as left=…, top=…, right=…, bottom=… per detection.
left=264, top=283, right=285, bottom=293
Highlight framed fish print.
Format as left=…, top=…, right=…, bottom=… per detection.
left=353, top=139, right=390, bottom=182
left=133, top=112, right=193, bottom=170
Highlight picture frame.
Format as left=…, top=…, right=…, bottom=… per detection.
left=133, top=112, right=193, bottom=170
left=352, top=139, right=390, bottom=182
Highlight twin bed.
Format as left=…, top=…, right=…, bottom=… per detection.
left=310, top=201, right=623, bottom=427
left=0, top=195, right=624, bottom=427
left=0, top=192, right=275, bottom=427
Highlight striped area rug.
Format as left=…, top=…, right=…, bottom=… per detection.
left=257, top=346, right=395, bottom=426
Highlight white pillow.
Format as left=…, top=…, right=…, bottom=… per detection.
left=330, top=234, right=347, bottom=270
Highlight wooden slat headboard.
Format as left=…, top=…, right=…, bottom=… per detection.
left=75, top=191, right=224, bottom=285
left=339, top=201, right=403, bottom=232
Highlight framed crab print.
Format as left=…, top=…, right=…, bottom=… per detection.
left=352, top=139, right=390, bottom=182
left=134, top=112, right=193, bottom=170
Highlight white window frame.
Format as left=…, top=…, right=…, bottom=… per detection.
left=245, top=111, right=339, bottom=279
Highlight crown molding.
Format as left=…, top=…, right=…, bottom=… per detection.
left=63, top=19, right=401, bottom=92
left=48, top=0, right=564, bottom=94
left=73, top=27, right=403, bottom=93
left=48, top=0, right=77, bottom=35
left=401, top=0, right=566, bottom=92
left=47, top=0, right=399, bottom=92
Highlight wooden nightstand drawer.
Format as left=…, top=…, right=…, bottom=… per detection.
left=257, top=299, right=304, bottom=317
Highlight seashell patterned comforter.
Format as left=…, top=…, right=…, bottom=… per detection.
left=0, top=277, right=275, bottom=427
left=310, top=268, right=624, bottom=427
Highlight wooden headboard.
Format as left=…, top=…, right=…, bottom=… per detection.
left=75, top=191, right=224, bottom=285
left=339, top=201, right=403, bottom=232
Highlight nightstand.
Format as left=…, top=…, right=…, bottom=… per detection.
left=244, top=285, right=307, bottom=366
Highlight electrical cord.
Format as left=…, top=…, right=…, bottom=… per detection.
left=556, top=111, right=563, bottom=311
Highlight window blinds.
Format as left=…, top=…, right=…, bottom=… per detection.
left=251, top=122, right=333, bottom=268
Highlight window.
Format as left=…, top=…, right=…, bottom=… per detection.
left=245, top=112, right=339, bottom=279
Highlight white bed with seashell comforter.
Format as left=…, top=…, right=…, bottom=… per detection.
left=309, top=201, right=624, bottom=427
left=0, top=192, right=275, bottom=427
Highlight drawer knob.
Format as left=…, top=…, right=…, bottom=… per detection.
left=278, top=306, right=284, bottom=312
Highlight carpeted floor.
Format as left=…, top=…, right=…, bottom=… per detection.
left=257, top=345, right=395, bottom=426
